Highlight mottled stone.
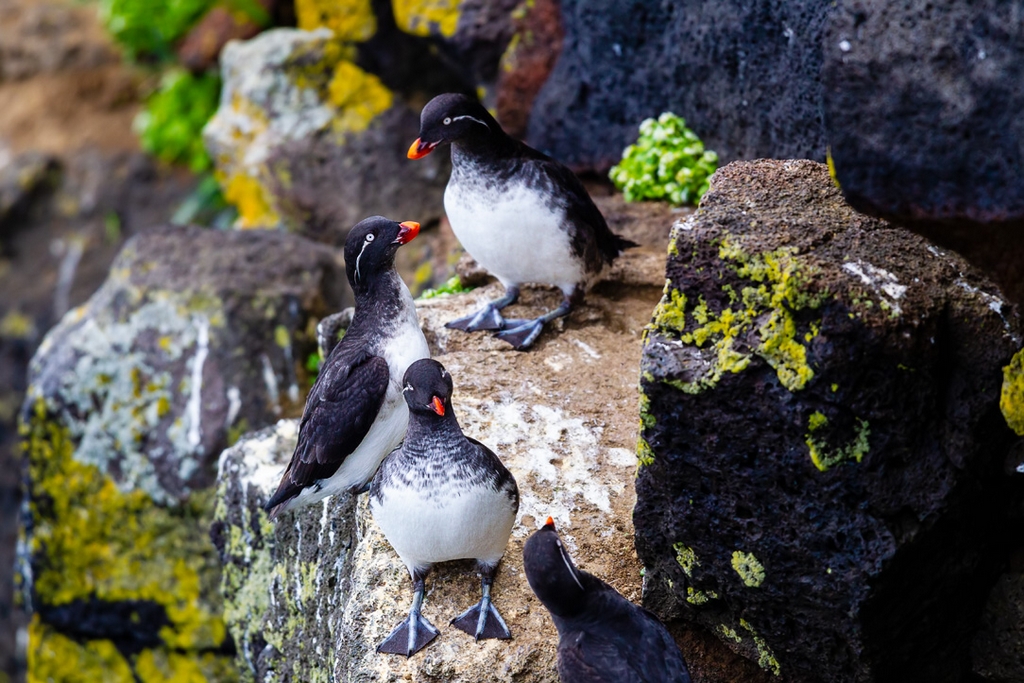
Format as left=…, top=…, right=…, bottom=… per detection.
left=823, top=0, right=1024, bottom=226
left=204, top=28, right=449, bottom=243
left=635, top=159, right=1023, bottom=682
left=526, top=0, right=832, bottom=171
left=19, top=226, right=346, bottom=681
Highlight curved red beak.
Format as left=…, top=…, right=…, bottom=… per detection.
left=407, top=138, right=437, bottom=160
left=430, top=396, right=445, bottom=416
left=544, top=516, right=555, bottom=529
left=396, top=221, right=420, bottom=244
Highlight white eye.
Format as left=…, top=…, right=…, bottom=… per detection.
left=443, top=117, right=451, bottom=125
left=365, top=233, right=375, bottom=242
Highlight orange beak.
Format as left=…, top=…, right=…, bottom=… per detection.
left=545, top=516, right=555, bottom=528
left=430, top=396, right=445, bottom=416
left=407, top=138, right=437, bottom=159
left=396, top=221, right=420, bottom=244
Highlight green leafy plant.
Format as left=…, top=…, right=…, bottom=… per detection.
left=135, top=70, right=221, bottom=172
left=100, top=0, right=216, bottom=62
left=609, top=112, right=719, bottom=206
left=417, top=275, right=475, bottom=300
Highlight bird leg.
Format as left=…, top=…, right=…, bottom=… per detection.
left=377, top=572, right=440, bottom=656
left=450, top=565, right=512, bottom=641
left=445, top=286, right=520, bottom=332
left=495, top=286, right=583, bottom=350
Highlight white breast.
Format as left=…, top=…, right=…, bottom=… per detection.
left=445, top=177, right=585, bottom=293
left=371, top=477, right=515, bottom=572
left=315, top=285, right=428, bottom=498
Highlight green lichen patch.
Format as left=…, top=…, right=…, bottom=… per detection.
left=647, top=236, right=825, bottom=394
left=731, top=550, right=765, bottom=588
left=805, top=412, right=871, bottom=472
left=22, top=399, right=230, bottom=678
left=417, top=275, right=475, bottom=300
left=740, top=618, right=781, bottom=676
left=686, top=586, right=718, bottom=606
left=1000, top=348, right=1024, bottom=435
left=673, top=543, right=699, bottom=577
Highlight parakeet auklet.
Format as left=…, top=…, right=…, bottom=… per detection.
left=407, top=93, right=636, bottom=350
left=263, top=216, right=429, bottom=517
left=523, top=519, right=692, bottom=683
left=370, top=358, right=519, bottom=656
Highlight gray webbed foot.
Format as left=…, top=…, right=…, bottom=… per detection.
left=450, top=577, right=511, bottom=641
left=378, top=576, right=439, bottom=656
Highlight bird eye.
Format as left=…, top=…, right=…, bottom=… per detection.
left=443, top=117, right=451, bottom=125
left=402, top=383, right=414, bottom=393
left=365, top=233, right=375, bottom=242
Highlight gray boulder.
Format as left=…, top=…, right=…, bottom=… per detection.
left=19, top=226, right=345, bottom=680
left=635, top=159, right=1023, bottom=682
left=204, top=28, right=449, bottom=244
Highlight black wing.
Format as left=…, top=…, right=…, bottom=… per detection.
left=264, top=347, right=390, bottom=512
left=516, top=140, right=637, bottom=270
left=557, top=590, right=691, bottom=683
left=465, top=435, right=520, bottom=511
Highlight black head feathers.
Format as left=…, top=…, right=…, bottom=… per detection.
left=343, top=216, right=420, bottom=291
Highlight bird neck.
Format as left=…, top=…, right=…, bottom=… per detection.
left=451, top=116, right=519, bottom=160
left=349, top=270, right=412, bottom=333
left=404, top=411, right=464, bottom=455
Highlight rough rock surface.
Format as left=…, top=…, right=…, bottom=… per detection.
left=19, top=226, right=346, bottom=681
left=526, top=0, right=832, bottom=171
left=204, top=28, right=449, bottom=243
left=972, top=556, right=1024, bottom=682
left=635, top=159, right=1023, bottom=682
left=213, top=260, right=660, bottom=681
left=822, top=0, right=1024, bottom=227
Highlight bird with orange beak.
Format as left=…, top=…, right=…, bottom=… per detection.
left=265, top=216, right=429, bottom=517
left=408, top=93, right=635, bottom=350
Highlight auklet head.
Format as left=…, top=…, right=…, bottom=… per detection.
left=402, top=358, right=454, bottom=418
left=523, top=518, right=588, bottom=618
left=408, top=93, right=498, bottom=159
left=344, top=216, right=420, bottom=291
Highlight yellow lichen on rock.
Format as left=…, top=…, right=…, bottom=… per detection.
left=295, top=0, right=376, bottom=40
left=327, top=61, right=394, bottom=134
left=1000, top=348, right=1024, bottom=435
left=393, top=0, right=463, bottom=37
left=222, top=172, right=282, bottom=229
left=22, top=399, right=231, bottom=681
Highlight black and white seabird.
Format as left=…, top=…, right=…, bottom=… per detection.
left=263, top=216, right=430, bottom=517
left=407, top=93, right=636, bottom=350
left=523, top=518, right=692, bottom=683
left=370, top=358, right=520, bottom=656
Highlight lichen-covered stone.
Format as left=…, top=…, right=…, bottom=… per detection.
left=213, top=246, right=698, bottom=682
left=19, top=226, right=346, bottom=681
left=635, top=159, right=1023, bottom=682
left=204, top=27, right=449, bottom=244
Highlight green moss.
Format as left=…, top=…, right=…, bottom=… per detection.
left=22, top=399, right=231, bottom=678
left=805, top=413, right=870, bottom=472
left=418, top=275, right=475, bottom=299
left=136, top=70, right=220, bottom=173
left=648, top=237, right=825, bottom=394
left=731, top=550, right=765, bottom=588
left=1000, top=348, right=1024, bottom=435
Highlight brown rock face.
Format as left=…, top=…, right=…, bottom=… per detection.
left=635, top=159, right=1022, bottom=682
